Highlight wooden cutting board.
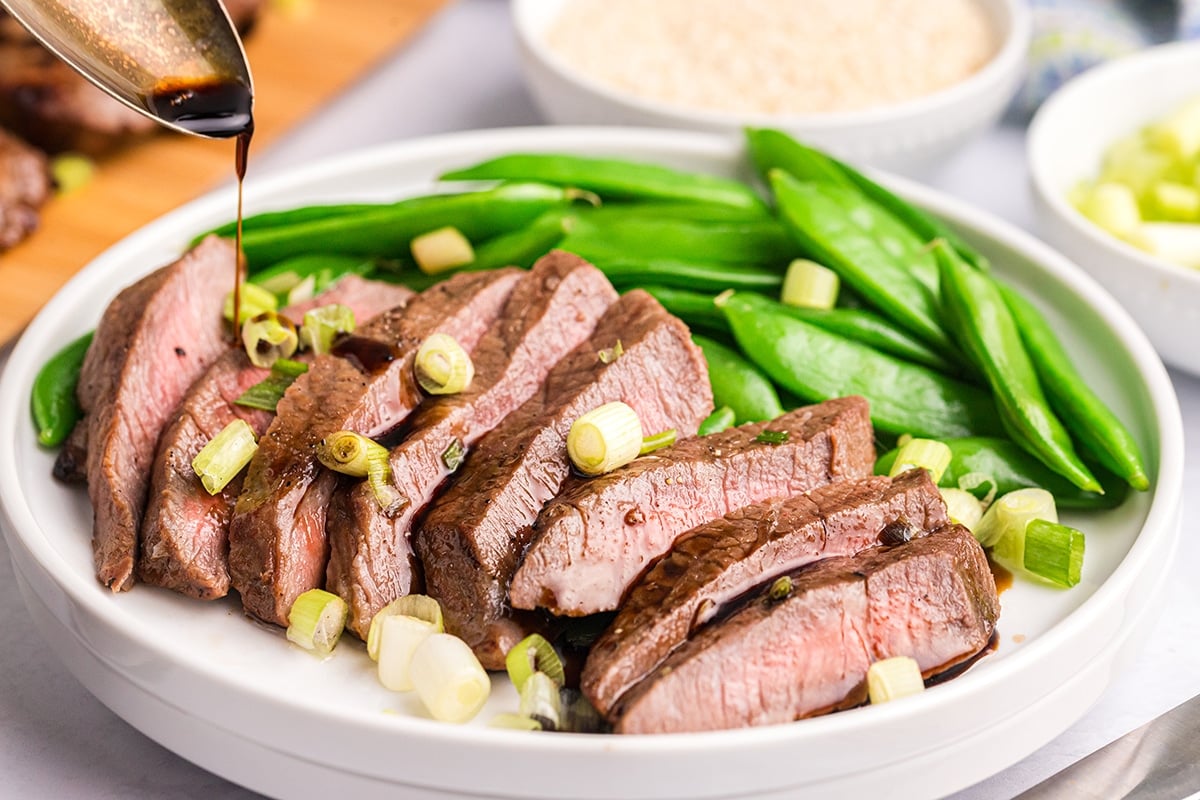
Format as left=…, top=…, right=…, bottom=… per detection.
left=0, top=0, right=448, bottom=343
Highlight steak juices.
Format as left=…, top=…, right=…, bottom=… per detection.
left=56, top=246, right=1000, bottom=733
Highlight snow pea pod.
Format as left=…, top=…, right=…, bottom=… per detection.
left=875, top=437, right=1127, bottom=510
left=934, top=242, right=1101, bottom=493
left=439, top=153, right=767, bottom=211
left=467, top=209, right=574, bottom=272
left=31, top=331, right=92, bottom=447
left=203, top=202, right=380, bottom=240
left=719, top=292, right=1001, bottom=439
left=642, top=286, right=729, bottom=334
left=698, top=406, right=737, bottom=436
left=773, top=305, right=958, bottom=374
left=591, top=256, right=783, bottom=293
left=746, top=128, right=987, bottom=270
left=769, top=171, right=951, bottom=351
left=560, top=217, right=797, bottom=267
left=693, top=334, right=784, bottom=424
left=998, top=282, right=1149, bottom=491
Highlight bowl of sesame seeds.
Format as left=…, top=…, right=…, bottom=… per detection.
left=513, top=0, right=1031, bottom=175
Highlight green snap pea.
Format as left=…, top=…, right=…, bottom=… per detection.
left=202, top=202, right=380, bottom=241
left=439, top=153, right=767, bottom=211
left=934, top=242, right=1101, bottom=493
left=31, top=331, right=93, bottom=448
left=467, top=210, right=574, bottom=272
left=693, top=334, right=784, bottom=424
left=593, top=257, right=782, bottom=293
left=746, top=128, right=987, bottom=270
left=875, top=437, right=1128, bottom=510
left=236, top=183, right=581, bottom=272
left=998, top=283, right=1149, bottom=491
left=769, top=171, right=951, bottom=351
left=579, top=201, right=771, bottom=224
left=698, top=406, right=737, bottom=436
left=719, top=292, right=1001, bottom=439
left=560, top=217, right=797, bottom=267
left=773, top=305, right=959, bottom=374
left=642, top=286, right=729, bottom=334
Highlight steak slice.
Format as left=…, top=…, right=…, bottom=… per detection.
left=75, top=236, right=234, bottom=591
left=582, top=469, right=949, bottom=716
left=416, top=289, right=713, bottom=669
left=326, top=253, right=618, bottom=638
left=611, top=524, right=999, bottom=734
left=510, top=397, right=875, bottom=616
left=229, top=269, right=521, bottom=626
left=0, top=127, right=50, bottom=250
left=139, top=277, right=415, bottom=600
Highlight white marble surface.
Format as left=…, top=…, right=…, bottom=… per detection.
left=2, top=1, right=1198, bottom=798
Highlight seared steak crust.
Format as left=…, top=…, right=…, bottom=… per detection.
left=416, top=290, right=713, bottom=669
left=510, top=397, right=875, bottom=616
left=229, top=270, right=520, bottom=626
left=0, top=127, right=50, bottom=250
left=326, top=253, right=618, bottom=638
left=582, top=469, right=949, bottom=716
left=612, top=524, right=999, bottom=734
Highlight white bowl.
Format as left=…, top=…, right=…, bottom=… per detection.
left=0, top=127, right=1182, bottom=800
left=1029, top=41, right=1200, bottom=377
left=512, top=0, right=1031, bottom=175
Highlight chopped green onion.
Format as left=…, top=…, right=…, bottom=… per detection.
left=755, top=429, right=789, bottom=446
left=377, top=614, right=437, bottom=691
left=698, top=406, right=736, bottom=436
left=518, top=671, right=562, bottom=731
left=976, top=487, right=1057, bottom=553
left=50, top=152, right=95, bottom=195
left=412, top=226, right=476, bottom=275
left=638, top=428, right=677, bottom=456
left=317, top=430, right=402, bottom=510
left=488, top=713, right=543, bottom=731
left=442, top=438, right=466, bottom=472
left=414, top=333, right=475, bottom=395
left=235, top=358, right=308, bottom=412
left=780, top=258, right=839, bottom=309
left=224, top=282, right=279, bottom=325
left=505, top=634, right=566, bottom=692
left=940, top=488, right=984, bottom=530
left=1149, top=96, right=1200, bottom=161
left=191, top=418, right=258, bottom=494
left=408, top=633, right=491, bottom=723
left=957, top=471, right=998, bottom=508
left=767, top=575, right=794, bottom=602
left=1023, top=519, right=1085, bottom=588
left=1152, top=181, right=1200, bottom=221
left=888, top=437, right=952, bottom=484
left=286, top=589, right=348, bottom=657
left=366, top=594, right=445, bottom=660
left=598, top=340, right=624, bottom=364
left=567, top=401, right=643, bottom=476
left=1136, top=222, right=1200, bottom=268
left=1075, top=182, right=1141, bottom=239
left=242, top=311, right=299, bottom=368
left=285, top=274, right=317, bottom=305
left=300, top=304, right=355, bottom=355
left=867, top=656, right=925, bottom=704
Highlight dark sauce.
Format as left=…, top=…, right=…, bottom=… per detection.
left=925, top=630, right=1000, bottom=687
left=331, top=336, right=401, bottom=374
left=987, top=554, right=1014, bottom=595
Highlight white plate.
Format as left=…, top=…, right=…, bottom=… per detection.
left=0, top=127, right=1183, bottom=800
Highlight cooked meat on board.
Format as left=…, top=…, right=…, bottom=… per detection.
left=0, top=127, right=50, bottom=250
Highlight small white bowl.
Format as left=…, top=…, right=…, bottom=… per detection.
left=512, top=0, right=1031, bottom=175
left=1028, top=41, right=1200, bottom=377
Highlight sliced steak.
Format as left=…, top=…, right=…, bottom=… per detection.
left=139, top=277, right=414, bottom=600
left=416, top=289, right=713, bottom=670
left=0, top=127, right=50, bottom=250
left=582, top=469, right=948, bottom=716
left=74, top=236, right=234, bottom=591
left=229, top=269, right=521, bottom=626
left=510, top=397, right=875, bottom=616
left=327, top=253, right=618, bottom=638
left=611, top=523, right=999, bottom=734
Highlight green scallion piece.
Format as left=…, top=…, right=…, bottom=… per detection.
left=1023, top=519, right=1085, bottom=588
left=488, top=713, right=543, bottom=731
left=317, top=430, right=402, bottom=511
left=442, top=438, right=467, bottom=472
left=505, top=633, right=566, bottom=692
left=755, top=429, right=789, bottom=446
left=223, top=282, right=278, bottom=325
left=191, top=419, right=258, bottom=494
left=518, top=671, right=562, bottom=731
left=300, top=303, right=356, bottom=355
left=286, top=588, right=348, bottom=657
left=780, top=258, right=839, bottom=309
left=235, top=358, right=308, bottom=412
left=889, top=437, right=953, bottom=484
left=638, top=428, right=677, bottom=456
left=242, top=311, right=299, bottom=368
left=698, top=406, right=736, bottom=436
left=414, top=333, right=475, bottom=395
left=567, top=401, right=643, bottom=476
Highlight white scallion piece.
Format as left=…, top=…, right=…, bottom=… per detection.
left=286, top=589, right=348, bottom=657
left=517, top=671, right=562, bottom=731
left=940, top=488, right=984, bottom=530
left=888, top=437, right=952, bottom=484
left=191, top=418, right=258, bottom=495
left=780, top=258, right=839, bottom=309
left=300, top=303, right=356, bottom=355
left=377, top=615, right=437, bottom=692
left=411, top=226, right=475, bottom=275
left=867, top=656, right=925, bottom=704
left=974, top=487, right=1057, bottom=553
left=566, top=401, right=643, bottom=476
left=316, top=430, right=402, bottom=511
left=284, top=274, right=317, bottom=305
left=242, top=311, right=299, bottom=368
left=367, top=594, right=445, bottom=661
left=223, top=282, right=279, bottom=325
left=414, top=333, right=474, bottom=395
left=408, top=633, right=491, bottom=723
left=488, top=713, right=543, bottom=731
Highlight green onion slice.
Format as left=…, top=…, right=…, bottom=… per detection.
left=224, top=282, right=278, bottom=325
left=767, top=575, right=794, bottom=602
left=377, top=614, right=438, bottom=692
left=488, top=713, right=543, bottom=731
left=698, top=406, right=736, bottom=436
left=1023, top=519, right=1085, bottom=588
left=940, top=488, right=984, bottom=530
left=367, top=594, right=446, bottom=661
left=411, top=226, right=476, bottom=275
left=518, top=671, right=562, bottom=732
left=867, top=656, right=925, bottom=704
left=442, top=438, right=467, bottom=472
left=977, top=487, right=1057, bottom=553
left=235, top=358, right=308, bottom=412
left=191, top=418, right=258, bottom=495
left=286, top=589, right=348, bottom=657
left=300, top=303, right=356, bottom=355
left=242, top=311, right=299, bottom=368
left=598, top=340, right=624, bottom=364
left=638, top=428, right=677, bottom=456
left=505, top=633, right=566, bottom=692
left=567, top=401, right=643, bottom=476
left=414, top=333, right=475, bottom=395
left=317, top=430, right=402, bottom=511
left=781, top=258, right=840, bottom=310
left=889, top=438, right=952, bottom=484
left=408, top=633, right=491, bottom=723
left=755, top=429, right=789, bottom=446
